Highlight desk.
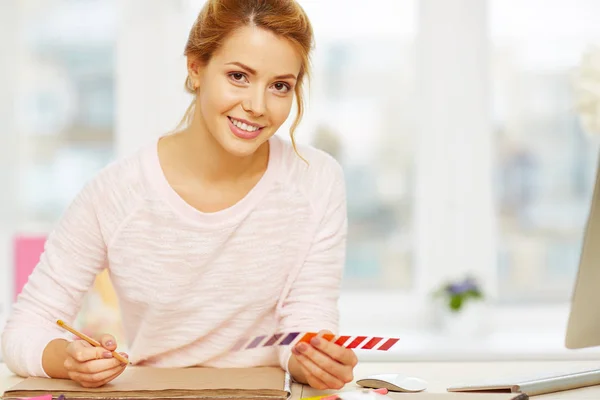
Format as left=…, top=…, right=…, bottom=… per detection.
left=1, top=361, right=600, bottom=399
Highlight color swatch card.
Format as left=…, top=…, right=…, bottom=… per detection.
left=232, top=332, right=399, bottom=352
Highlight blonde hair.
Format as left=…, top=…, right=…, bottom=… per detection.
left=178, top=0, right=314, bottom=157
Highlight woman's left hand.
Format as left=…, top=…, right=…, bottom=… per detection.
left=290, top=330, right=358, bottom=390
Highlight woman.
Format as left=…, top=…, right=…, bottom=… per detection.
left=1, top=0, right=356, bottom=391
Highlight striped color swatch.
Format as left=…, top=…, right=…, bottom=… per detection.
left=231, top=332, right=399, bottom=352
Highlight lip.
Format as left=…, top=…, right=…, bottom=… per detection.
left=227, top=116, right=264, bottom=140
left=229, top=116, right=264, bottom=128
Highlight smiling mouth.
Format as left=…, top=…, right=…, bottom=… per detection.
left=228, top=116, right=264, bottom=133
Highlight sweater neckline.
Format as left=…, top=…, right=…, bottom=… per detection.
left=142, top=135, right=282, bottom=227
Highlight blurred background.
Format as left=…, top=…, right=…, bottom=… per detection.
left=2, top=0, right=600, bottom=361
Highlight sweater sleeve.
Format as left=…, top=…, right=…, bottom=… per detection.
left=276, top=163, right=348, bottom=372
left=1, top=178, right=108, bottom=377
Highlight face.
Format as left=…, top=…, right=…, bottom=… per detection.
left=188, top=25, right=302, bottom=158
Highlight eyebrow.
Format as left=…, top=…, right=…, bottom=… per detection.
left=225, top=61, right=297, bottom=80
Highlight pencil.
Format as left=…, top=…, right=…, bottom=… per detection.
left=56, top=319, right=130, bottom=364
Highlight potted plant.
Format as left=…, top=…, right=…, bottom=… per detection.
left=432, top=275, right=486, bottom=337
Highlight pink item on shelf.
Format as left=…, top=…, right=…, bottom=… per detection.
left=14, top=235, right=47, bottom=300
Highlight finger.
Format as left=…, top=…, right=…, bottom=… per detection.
left=291, top=355, right=329, bottom=390
left=306, top=374, right=330, bottom=391
left=294, top=342, right=353, bottom=384
left=97, top=334, right=118, bottom=351
left=292, top=348, right=345, bottom=390
left=71, top=364, right=126, bottom=388
left=310, top=335, right=358, bottom=368
left=65, top=352, right=127, bottom=373
left=70, top=363, right=125, bottom=383
left=67, top=342, right=114, bottom=364
left=98, top=363, right=127, bottom=384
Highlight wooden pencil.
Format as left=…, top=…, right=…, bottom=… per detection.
left=56, top=319, right=130, bottom=364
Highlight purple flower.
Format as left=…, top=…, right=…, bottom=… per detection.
left=448, top=278, right=478, bottom=294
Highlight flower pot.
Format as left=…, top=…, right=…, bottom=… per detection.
left=436, top=300, right=487, bottom=339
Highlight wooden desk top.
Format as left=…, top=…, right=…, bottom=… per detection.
left=301, top=360, right=600, bottom=399
left=1, top=361, right=600, bottom=399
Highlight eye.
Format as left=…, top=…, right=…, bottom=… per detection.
left=272, top=82, right=291, bottom=94
left=228, top=72, right=248, bottom=83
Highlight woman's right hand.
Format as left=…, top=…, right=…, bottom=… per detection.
left=64, top=334, right=128, bottom=388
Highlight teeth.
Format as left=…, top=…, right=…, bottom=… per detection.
left=231, top=118, right=260, bottom=132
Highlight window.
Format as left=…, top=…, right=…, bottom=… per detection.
left=295, top=0, right=418, bottom=291
left=4, top=0, right=121, bottom=342
left=4, top=0, right=600, bottom=360
left=15, top=0, right=116, bottom=227
left=491, top=0, right=600, bottom=303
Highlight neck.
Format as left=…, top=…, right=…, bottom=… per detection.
left=172, top=112, right=269, bottom=183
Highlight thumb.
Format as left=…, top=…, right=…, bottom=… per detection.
left=317, top=329, right=335, bottom=341
left=97, top=333, right=117, bottom=351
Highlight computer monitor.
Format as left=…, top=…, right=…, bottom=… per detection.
left=565, top=154, right=600, bottom=349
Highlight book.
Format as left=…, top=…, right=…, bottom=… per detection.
left=2, top=366, right=291, bottom=400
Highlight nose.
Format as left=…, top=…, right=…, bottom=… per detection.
left=243, top=87, right=266, bottom=117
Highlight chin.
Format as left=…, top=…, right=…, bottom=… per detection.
left=219, top=134, right=267, bottom=158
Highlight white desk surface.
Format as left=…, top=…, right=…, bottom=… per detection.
left=2, top=361, right=600, bottom=399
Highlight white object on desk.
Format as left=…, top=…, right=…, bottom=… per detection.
left=356, top=373, right=428, bottom=392
left=447, top=367, right=600, bottom=396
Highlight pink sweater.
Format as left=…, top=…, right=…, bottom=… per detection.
left=1, top=135, right=347, bottom=378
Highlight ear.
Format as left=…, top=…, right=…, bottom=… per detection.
left=187, top=55, right=204, bottom=90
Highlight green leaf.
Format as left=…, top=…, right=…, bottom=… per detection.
left=449, top=295, right=463, bottom=311
left=466, top=290, right=482, bottom=299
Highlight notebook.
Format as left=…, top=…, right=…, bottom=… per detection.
left=2, top=366, right=291, bottom=400
left=447, top=367, right=600, bottom=396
